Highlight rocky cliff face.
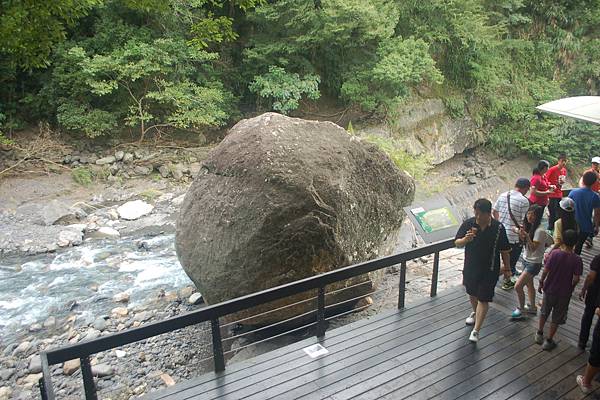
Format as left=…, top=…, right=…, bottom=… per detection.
left=361, top=98, right=485, bottom=164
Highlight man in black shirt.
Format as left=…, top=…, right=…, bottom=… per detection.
left=578, top=254, right=600, bottom=349
left=577, top=290, right=600, bottom=393
left=456, top=198, right=512, bottom=343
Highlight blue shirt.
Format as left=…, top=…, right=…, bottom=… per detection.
left=569, top=187, right=600, bottom=233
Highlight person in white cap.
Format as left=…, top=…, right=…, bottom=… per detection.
left=553, top=197, right=578, bottom=249
left=579, top=156, right=600, bottom=193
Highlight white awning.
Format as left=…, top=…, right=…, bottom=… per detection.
left=536, top=96, right=600, bottom=125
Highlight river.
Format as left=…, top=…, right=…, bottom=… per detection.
left=0, top=233, right=192, bottom=344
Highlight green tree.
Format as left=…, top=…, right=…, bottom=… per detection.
left=56, top=38, right=232, bottom=140
left=249, top=66, right=320, bottom=114
left=341, top=37, right=443, bottom=111
left=0, top=0, right=101, bottom=69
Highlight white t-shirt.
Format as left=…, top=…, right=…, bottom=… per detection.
left=493, top=190, right=530, bottom=244
left=523, top=227, right=553, bottom=263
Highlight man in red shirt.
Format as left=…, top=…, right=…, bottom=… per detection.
left=580, top=157, right=600, bottom=193
left=546, top=154, right=568, bottom=231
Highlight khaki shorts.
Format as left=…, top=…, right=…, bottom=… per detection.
left=540, top=293, right=572, bottom=325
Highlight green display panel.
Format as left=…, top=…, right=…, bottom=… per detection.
left=411, top=207, right=460, bottom=233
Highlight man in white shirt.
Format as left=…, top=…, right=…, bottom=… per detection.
left=493, top=177, right=531, bottom=290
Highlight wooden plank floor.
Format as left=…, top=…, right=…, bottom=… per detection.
left=144, top=245, right=600, bottom=400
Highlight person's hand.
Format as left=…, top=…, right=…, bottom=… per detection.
left=549, top=185, right=556, bottom=191
left=464, top=227, right=477, bottom=243
left=538, top=281, right=544, bottom=294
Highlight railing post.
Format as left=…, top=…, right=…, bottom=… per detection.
left=40, top=353, right=55, bottom=400
left=80, top=356, right=97, bottom=400
left=39, top=378, right=47, bottom=400
left=431, top=251, right=440, bottom=297
left=211, top=318, right=225, bottom=372
left=316, top=286, right=326, bottom=338
left=398, top=261, right=407, bottom=309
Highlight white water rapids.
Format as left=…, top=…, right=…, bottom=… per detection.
left=0, top=234, right=192, bottom=342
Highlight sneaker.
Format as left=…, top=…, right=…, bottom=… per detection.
left=514, top=270, right=521, bottom=277
left=524, top=304, right=538, bottom=314
left=542, top=338, right=557, bottom=351
left=534, top=331, right=544, bottom=345
left=469, top=330, right=479, bottom=343
left=501, top=279, right=515, bottom=290
left=511, top=308, right=523, bottom=319
left=577, top=375, right=592, bottom=394
left=465, top=312, right=475, bottom=325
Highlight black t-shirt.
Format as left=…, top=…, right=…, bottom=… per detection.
left=456, top=217, right=511, bottom=281
left=589, top=255, right=600, bottom=305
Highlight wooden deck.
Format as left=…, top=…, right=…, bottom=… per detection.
left=144, top=245, right=600, bottom=400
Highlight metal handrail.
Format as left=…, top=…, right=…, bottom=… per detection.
left=39, top=237, right=456, bottom=399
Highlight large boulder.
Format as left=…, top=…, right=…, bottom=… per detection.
left=176, top=113, right=415, bottom=325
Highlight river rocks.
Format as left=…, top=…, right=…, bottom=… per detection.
left=91, top=363, right=114, bottom=377
left=134, top=311, right=152, bottom=322
left=96, top=156, right=116, bottom=165
left=188, top=293, right=203, bottom=305
left=16, top=200, right=74, bottom=226
left=113, top=292, right=130, bottom=303
left=13, top=341, right=32, bottom=356
left=171, top=164, right=185, bottom=181
left=93, top=316, right=109, bottom=331
left=134, top=166, right=152, bottom=176
left=28, top=355, right=42, bottom=374
left=91, top=226, right=121, bottom=239
left=160, top=373, right=176, bottom=386
left=117, top=200, right=154, bottom=220
left=176, top=113, right=414, bottom=325
left=112, top=307, right=129, bottom=317
left=43, top=316, right=56, bottom=329
left=83, top=328, right=101, bottom=341
left=22, top=372, right=42, bottom=386
left=0, top=368, right=15, bottom=380
left=57, top=229, right=83, bottom=247
left=115, top=151, right=125, bottom=161
left=115, top=350, right=127, bottom=358
left=179, top=286, right=194, bottom=299
left=0, top=387, right=12, bottom=400
left=123, top=152, right=134, bottom=163
left=63, top=359, right=80, bottom=375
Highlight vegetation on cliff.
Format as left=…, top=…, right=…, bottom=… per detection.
left=1, top=0, right=600, bottom=160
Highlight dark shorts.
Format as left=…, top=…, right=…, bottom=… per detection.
left=521, top=260, right=542, bottom=276
left=463, top=273, right=499, bottom=303
left=540, top=293, right=571, bottom=325
left=590, top=322, right=600, bottom=367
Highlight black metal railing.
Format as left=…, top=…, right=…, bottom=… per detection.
left=39, top=237, right=456, bottom=399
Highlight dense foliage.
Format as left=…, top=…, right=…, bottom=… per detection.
left=2, top=0, right=600, bottom=160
